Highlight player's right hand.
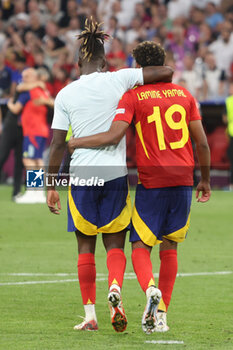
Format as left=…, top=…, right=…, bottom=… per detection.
left=196, top=181, right=211, bottom=203
left=68, top=137, right=76, bottom=154
left=47, top=190, right=61, bottom=215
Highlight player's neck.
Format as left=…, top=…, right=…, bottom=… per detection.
left=80, top=64, right=102, bottom=75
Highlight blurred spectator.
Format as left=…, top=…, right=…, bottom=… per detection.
left=64, top=17, right=81, bottom=51
left=59, top=0, right=85, bottom=29
left=167, top=0, right=192, bottom=20
left=166, top=25, right=194, bottom=71
left=104, top=16, right=125, bottom=44
left=125, top=16, right=146, bottom=44
left=43, top=21, right=67, bottom=69
left=202, top=51, right=224, bottom=100
left=208, top=21, right=233, bottom=79
left=43, top=0, right=64, bottom=24
left=52, top=67, right=71, bottom=97
left=8, top=51, right=27, bottom=96
left=27, top=11, right=45, bottom=40
left=180, top=54, right=202, bottom=98
left=0, top=53, right=12, bottom=97
left=205, top=1, right=224, bottom=29
left=106, top=38, right=127, bottom=71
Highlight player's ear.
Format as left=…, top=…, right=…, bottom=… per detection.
left=136, top=62, right=141, bottom=68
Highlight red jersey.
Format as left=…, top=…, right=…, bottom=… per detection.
left=114, top=83, right=202, bottom=188
left=21, top=87, right=49, bottom=138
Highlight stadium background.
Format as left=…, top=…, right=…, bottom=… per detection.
left=0, top=1, right=233, bottom=350
left=0, top=0, right=233, bottom=186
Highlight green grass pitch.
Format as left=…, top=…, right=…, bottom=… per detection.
left=0, top=185, right=232, bottom=350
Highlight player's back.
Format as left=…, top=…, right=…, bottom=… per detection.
left=129, top=82, right=202, bottom=188
left=53, top=68, right=143, bottom=182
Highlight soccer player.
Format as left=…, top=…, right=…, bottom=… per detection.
left=8, top=68, right=52, bottom=203
left=47, top=19, right=173, bottom=332
left=68, top=41, right=211, bottom=334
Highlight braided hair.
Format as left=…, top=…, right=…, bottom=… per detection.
left=132, top=41, right=166, bottom=67
left=78, top=18, right=110, bottom=62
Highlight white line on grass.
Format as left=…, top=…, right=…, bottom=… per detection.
left=145, top=340, right=184, bottom=345
left=0, top=271, right=232, bottom=286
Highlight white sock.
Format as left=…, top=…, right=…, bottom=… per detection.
left=109, top=284, right=121, bottom=294
left=84, top=304, right=97, bottom=322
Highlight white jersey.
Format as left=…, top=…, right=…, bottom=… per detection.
left=51, top=68, right=143, bottom=182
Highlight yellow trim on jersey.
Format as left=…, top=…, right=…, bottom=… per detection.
left=132, top=205, right=162, bottom=246
left=135, top=121, right=150, bottom=159
left=98, top=192, right=132, bottom=233
left=68, top=187, right=98, bottom=235
left=158, top=298, right=167, bottom=312
left=164, top=213, right=191, bottom=243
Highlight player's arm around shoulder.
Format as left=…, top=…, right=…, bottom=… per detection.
left=189, top=119, right=211, bottom=203
left=142, top=66, right=174, bottom=84
left=68, top=120, right=129, bottom=153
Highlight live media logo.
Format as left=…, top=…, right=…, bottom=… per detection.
left=26, top=169, right=45, bottom=188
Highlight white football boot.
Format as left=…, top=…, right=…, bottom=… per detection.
left=155, top=311, right=170, bottom=332
left=142, top=286, right=162, bottom=334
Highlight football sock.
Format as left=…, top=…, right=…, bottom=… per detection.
left=78, top=253, right=96, bottom=320
left=84, top=304, right=97, bottom=323
left=107, top=248, right=126, bottom=290
left=131, top=248, right=155, bottom=293
left=158, top=249, right=178, bottom=312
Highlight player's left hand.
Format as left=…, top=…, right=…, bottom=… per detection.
left=47, top=189, right=61, bottom=214
left=196, top=181, right=211, bottom=203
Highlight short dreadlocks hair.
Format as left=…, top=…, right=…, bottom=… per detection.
left=78, top=18, right=110, bottom=62
left=132, top=41, right=166, bottom=67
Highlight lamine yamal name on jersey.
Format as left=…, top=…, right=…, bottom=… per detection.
left=137, top=88, right=187, bottom=101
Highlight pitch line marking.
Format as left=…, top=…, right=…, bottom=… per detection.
left=145, top=340, right=184, bottom=345
left=0, top=271, right=232, bottom=286
left=0, top=271, right=232, bottom=277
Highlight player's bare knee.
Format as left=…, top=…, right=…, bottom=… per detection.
left=160, top=238, right=177, bottom=251
left=102, top=230, right=126, bottom=252
left=131, top=240, right=152, bottom=253
left=75, top=230, right=96, bottom=254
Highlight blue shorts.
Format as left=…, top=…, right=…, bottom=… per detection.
left=67, top=175, right=131, bottom=235
left=23, top=136, right=46, bottom=159
left=130, top=185, right=192, bottom=246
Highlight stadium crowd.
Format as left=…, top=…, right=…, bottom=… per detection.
left=0, top=0, right=233, bottom=193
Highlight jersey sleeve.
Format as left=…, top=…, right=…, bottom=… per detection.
left=51, top=91, right=70, bottom=131
left=114, top=68, right=144, bottom=91
left=17, top=91, right=30, bottom=106
left=189, top=96, right=202, bottom=121
left=113, top=91, right=135, bottom=124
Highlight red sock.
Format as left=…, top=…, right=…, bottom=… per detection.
left=131, top=248, right=155, bottom=293
left=78, top=253, right=96, bottom=305
left=158, top=249, right=178, bottom=312
left=107, top=248, right=126, bottom=289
